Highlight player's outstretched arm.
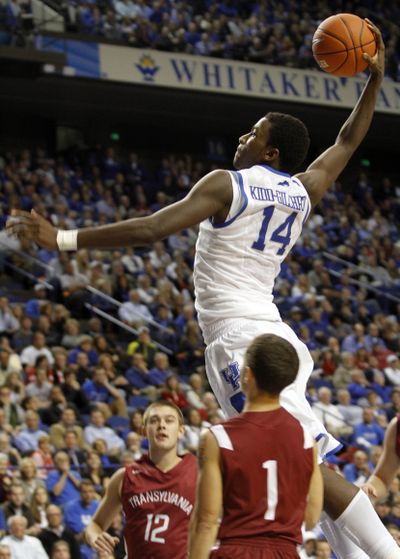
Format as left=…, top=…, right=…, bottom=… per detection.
left=5, top=169, right=232, bottom=251
left=189, top=431, right=222, bottom=559
left=84, top=468, right=123, bottom=555
left=305, top=444, right=323, bottom=529
left=296, top=19, right=384, bottom=208
left=362, top=417, right=400, bottom=502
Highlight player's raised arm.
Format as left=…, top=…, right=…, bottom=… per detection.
left=6, top=169, right=232, bottom=251
left=189, top=431, right=222, bottom=559
left=362, top=417, right=400, bottom=502
left=304, top=445, right=323, bottom=530
left=296, top=19, right=384, bottom=208
left=84, top=468, right=123, bottom=555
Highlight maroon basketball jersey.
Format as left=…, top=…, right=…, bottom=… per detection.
left=121, top=453, right=197, bottom=558
left=211, top=407, right=314, bottom=547
left=396, top=415, right=400, bottom=458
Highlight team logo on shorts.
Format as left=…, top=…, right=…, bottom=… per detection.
left=220, top=361, right=240, bottom=390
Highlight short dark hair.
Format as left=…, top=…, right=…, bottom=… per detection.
left=265, top=112, right=310, bottom=174
left=51, top=540, right=70, bottom=554
left=80, top=478, right=94, bottom=489
left=244, top=334, right=299, bottom=394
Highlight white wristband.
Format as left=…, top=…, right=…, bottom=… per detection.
left=57, top=229, right=78, bottom=251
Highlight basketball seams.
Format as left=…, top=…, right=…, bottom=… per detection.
left=330, top=50, right=349, bottom=74
left=316, top=27, right=348, bottom=45
left=338, top=14, right=357, bottom=74
left=315, top=38, right=375, bottom=56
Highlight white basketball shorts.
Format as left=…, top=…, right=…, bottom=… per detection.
left=204, top=319, right=343, bottom=460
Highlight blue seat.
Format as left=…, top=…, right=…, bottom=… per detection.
left=128, top=395, right=150, bottom=410
left=81, top=414, right=91, bottom=426
left=313, top=378, right=334, bottom=390
left=107, top=415, right=130, bottom=432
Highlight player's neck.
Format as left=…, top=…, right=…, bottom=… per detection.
left=149, top=447, right=182, bottom=472
left=244, top=393, right=281, bottom=412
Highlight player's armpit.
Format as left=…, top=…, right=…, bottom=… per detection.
left=305, top=445, right=323, bottom=530
left=296, top=142, right=350, bottom=208
left=189, top=431, right=222, bottom=559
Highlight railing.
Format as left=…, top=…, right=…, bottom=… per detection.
left=0, top=241, right=175, bottom=353
left=3, top=260, right=54, bottom=290
left=85, top=304, right=173, bottom=356
left=322, top=252, right=400, bottom=304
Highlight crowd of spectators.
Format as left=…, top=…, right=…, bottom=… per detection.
left=54, top=0, right=400, bottom=81
left=0, top=142, right=399, bottom=557
left=0, top=1, right=34, bottom=48
left=1, top=1, right=400, bottom=81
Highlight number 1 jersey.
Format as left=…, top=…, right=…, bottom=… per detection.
left=121, top=453, right=197, bottom=558
left=211, top=407, right=314, bottom=546
left=194, top=164, right=311, bottom=344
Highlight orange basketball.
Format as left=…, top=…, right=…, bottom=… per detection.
left=312, top=13, right=376, bottom=77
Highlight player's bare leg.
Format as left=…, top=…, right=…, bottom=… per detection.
left=321, top=465, right=400, bottom=558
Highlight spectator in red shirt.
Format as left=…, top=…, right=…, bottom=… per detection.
left=161, top=374, right=188, bottom=411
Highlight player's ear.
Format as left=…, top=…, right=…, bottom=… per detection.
left=264, top=146, right=279, bottom=163
left=178, top=424, right=185, bottom=439
left=241, top=365, right=252, bottom=390
left=246, top=365, right=258, bottom=391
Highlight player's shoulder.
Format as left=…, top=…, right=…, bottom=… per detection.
left=120, top=456, right=149, bottom=476
left=178, top=452, right=199, bottom=474
left=180, top=451, right=197, bottom=464
left=279, top=408, right=315, bottom=449
left=194, top=169, right=233, bottom=206
left=208, top=417, right=243, bottom=450
left=201, top=168, right=232, bottom=187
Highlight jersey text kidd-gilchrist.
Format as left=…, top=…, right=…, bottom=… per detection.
left=249, top=185, right=307, bottom=212
left=128, top=490, right=193, bottom=516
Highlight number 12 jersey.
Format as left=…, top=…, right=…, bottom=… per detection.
left=121, top=453, right=197, bottom=558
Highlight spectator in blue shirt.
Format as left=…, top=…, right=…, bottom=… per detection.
left=13, top=410, right=48, bottom=455
left=304, top=308, right=331, bottom=341
left=125, top=353, right=152, bottom=391
left=342, top=449, right=372, bottom=486
left=353, top=407, right=385, bottom=452
left=341, top=323, right=367, bottom=353
left=46, top=451, right=81, bottom=506
left=83, top=408, right=125, bottom=455
left=64, top=479, right=99, bottom=559
left=148, top=352, right=172, bottom=387
left=82, top=367, right=127, bottom=417
left=347, top=369, right=371, bottom=405
left=24, top=285, right=48, bottom=320
left=367, top=366, right=392, bottom=404
left=68, top=335, right=98, bottom=368
left=364, top=323, right=386, bottom=353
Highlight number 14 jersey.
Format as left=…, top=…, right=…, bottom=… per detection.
left=194, top=164, right=311, bottom=344
left=121, top=453, right=197, bottom=559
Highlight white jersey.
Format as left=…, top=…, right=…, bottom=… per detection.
left=194, top=164, right=311, bottom=344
